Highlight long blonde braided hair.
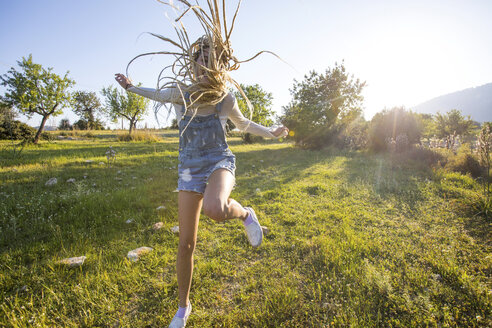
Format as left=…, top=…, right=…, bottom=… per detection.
left=126, top=0, right=278, bottom=132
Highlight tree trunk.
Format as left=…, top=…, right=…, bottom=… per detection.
left=88, top=112, right=95, bottom=130
left=34, top=115, right=49, bottom=144
left=128, top=120, right=134, bottom=134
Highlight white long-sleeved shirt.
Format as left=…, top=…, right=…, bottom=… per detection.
left=127, top=86, right=276, bottom=138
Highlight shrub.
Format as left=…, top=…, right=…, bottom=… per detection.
left=242, top=132, right=264, bottom=144
left=73, top=119, right=88, bottom=130
left=41, top=132, right=55, bottom=141
left=369, top=107, right=421, bottom=152
left=226, top=130, right=242, bottom=138
left=117, top=131, right=161, bottom=142
left=336, top=118, right=368, bottom=150
left=390, top=146, right=444, bottom=169
left=0, top=120, right=36, bottom=140
left=451, top=193, right=491, bottom=219
left=445, top=150, right=484, bottom=178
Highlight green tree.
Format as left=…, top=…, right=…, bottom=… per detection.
left=232, top=84, right=274, bottom=143
left=0, top=99, right=16, bottom=123
left=101, top=85, right=149, bottom=134
left=72, top=118, right=104, bottom=130
left=233, top=84, right=274, bottom=125
left=434, top=109, right=473, bottom=138
left=58, top=118, right=72, bottom=130
left=73, top=119, right=87, bottom=130
left=369, top=107, right=421, bottom=152
left=170, top=118, right=179, bottom=130
left=0, top=54, right=74, bottom=143
left=72, top=91, right=102, bottom=130
left=281, top=63, right=366, bottom=149
left=414, top=113, right=435, bottom=139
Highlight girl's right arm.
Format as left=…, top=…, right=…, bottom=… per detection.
left=114, top=73, right=179, bottom=104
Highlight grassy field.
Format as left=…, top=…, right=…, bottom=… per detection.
left=0, top=132, right=490, bottom=327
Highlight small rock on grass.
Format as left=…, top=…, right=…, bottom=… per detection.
left=57, top=256, right=86, bottom=267
left=170, top=226, right=179, bottom=234
left=45, top=178, right=57, bottom=186
left=126, top=219, right=134, bottom=224
left=152, top=222, right=164, bottom=230
left=66, top=178, right=76, bottom=183
left=156, top=205, right=166, bottom=210
left=127, top=247, right=153, bottom=262
left=261, top=226, right=269, bottom=236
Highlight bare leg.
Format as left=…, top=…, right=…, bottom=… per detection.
left=177, top=191, right=203, bottom=308
left=202, top=169, right=248, bottom=222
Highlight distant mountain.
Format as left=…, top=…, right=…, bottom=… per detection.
left=34, top=125, right=57, bottom=131
left=412, top=83, right=492, bottom=122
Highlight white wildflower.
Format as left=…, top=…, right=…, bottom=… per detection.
left=105, top=146, right=117, bottom=167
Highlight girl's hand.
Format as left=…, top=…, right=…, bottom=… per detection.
left=115, top=73, right=133, bottom=90
left=272, top=126, right=289, bottom=138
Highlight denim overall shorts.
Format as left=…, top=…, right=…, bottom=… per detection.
left=177, top=96, right=236, bottom=193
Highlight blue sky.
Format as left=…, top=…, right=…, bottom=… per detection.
left=1, top=0, right=491, bottom=128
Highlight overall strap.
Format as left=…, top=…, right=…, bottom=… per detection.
left=214, top=96, right=226, bottom=114
left=181, top=92, right=191, bottom=115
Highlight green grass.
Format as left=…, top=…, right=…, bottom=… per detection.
left=0, top=134, right=490, bottom=327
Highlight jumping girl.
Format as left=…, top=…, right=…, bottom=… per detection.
left=114, top=3, right=288, bottom=325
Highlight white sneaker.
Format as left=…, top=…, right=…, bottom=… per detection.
left=168, top=303, right=192, bottom=328
left=243, top=207, right=263, bottom=248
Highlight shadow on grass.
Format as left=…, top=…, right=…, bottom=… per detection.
left=463, top=211, right=492, bottom=249
left=340, top=151, right=429, bottom=216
